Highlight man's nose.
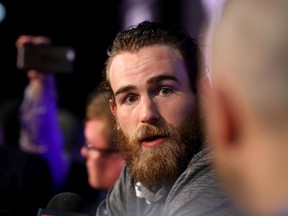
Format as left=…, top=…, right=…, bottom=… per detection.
left=139, top=96, right=160, bottom=124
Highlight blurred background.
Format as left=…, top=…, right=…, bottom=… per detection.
left=0, top=0, right=211, bottom=119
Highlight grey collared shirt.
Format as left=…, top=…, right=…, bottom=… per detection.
left=96, top=147, right=242, bottom=216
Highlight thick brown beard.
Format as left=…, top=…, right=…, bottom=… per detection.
left=115, top=106, right=203, bottom=187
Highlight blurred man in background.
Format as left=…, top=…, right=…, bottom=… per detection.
left=81, top=83, right=125, bottom=191
left=79, top=83, right=125, bottom=215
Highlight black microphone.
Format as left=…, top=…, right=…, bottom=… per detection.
left=37, top=192, right=88, bottom=216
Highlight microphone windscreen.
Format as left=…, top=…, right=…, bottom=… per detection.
left=47, top=192, right=88, bottom=214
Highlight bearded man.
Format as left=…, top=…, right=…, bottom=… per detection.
left=96, top=20, right=241, bottom=216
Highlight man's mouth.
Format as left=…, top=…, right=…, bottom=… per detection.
left=140, top=135, right=167, bottom=148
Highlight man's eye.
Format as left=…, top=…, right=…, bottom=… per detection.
left=124, top=95, right=138, bottom=105
left=159, top=87, right=173, bottom=96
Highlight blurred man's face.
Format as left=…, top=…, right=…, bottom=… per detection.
left=81, top=119, right=125, bottom=190
left=108, top=45, right=202, bottom=186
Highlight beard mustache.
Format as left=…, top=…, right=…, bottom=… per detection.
left=115, top=106, right=203, bottom=187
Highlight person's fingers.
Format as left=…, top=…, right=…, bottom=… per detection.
left=15, top=35, right=51, bottom=47
left=17, top=35, right=52, bottom=81
left=33, top=36, right=51, bottom=45
left=15, top=35, right=34, bottom=47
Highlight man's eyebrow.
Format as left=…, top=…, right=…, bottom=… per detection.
left=114, top=85, right=136, bottom=97
left=114, top=75, right=178, bottom=97
left=147, top=74, right=179, bottom=84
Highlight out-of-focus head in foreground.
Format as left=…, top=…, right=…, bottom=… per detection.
left=204, top=0, right=288, bottom=215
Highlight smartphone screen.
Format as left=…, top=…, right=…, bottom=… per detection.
left=17, top=45, right=76, bottom=73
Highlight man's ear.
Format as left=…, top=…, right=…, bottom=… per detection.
left=204, top=87, right=240, bottom=153
left=109, top=99, right=117, bottom=117
left=109, top=99, right=120, bottom=129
